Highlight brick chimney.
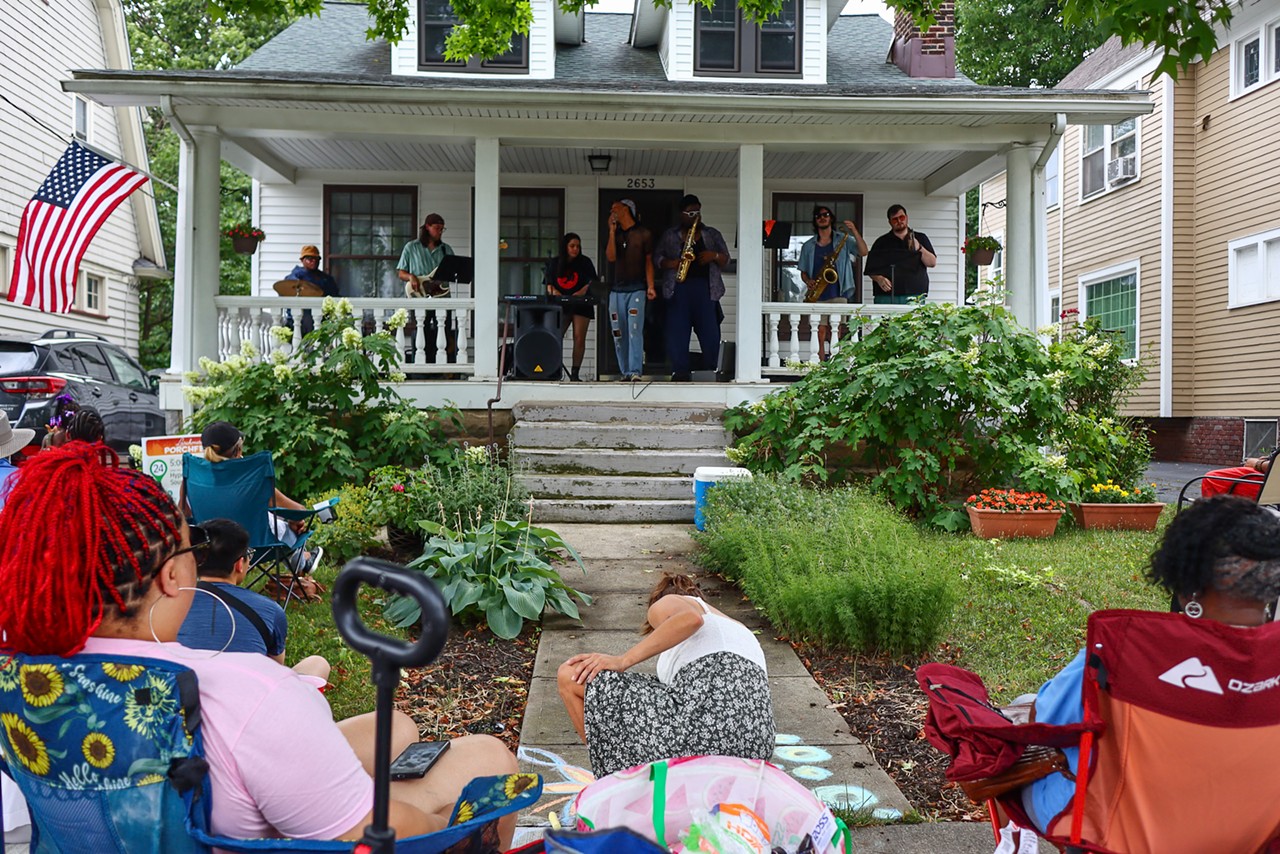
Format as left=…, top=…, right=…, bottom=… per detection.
left=890, top=1, right=955, bottom=79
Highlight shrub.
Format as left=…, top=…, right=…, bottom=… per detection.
left=183, top=297, right=461, bottom=497
left=386, top=519, right=592, bottom=639
left=427, top=445, right=530, bottom=531
left=724, top=297, right=1150, bottom=528
left=696, top=477, right=953, bottom=655
left=305, top=484, right=382, bottom=567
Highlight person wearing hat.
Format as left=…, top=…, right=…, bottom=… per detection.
left=604, top=199, right=654, bottom=381
left=0, top=411, right=36, bottom=511
left=398, top=213, right=454, bottom=299
left=286, top=245, right=340, bottom=297
left=653, top=194, right=730, bottom=382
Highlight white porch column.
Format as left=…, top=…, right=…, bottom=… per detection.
left=1005, top=143, right=1035, bottom=327
left=736, top=143, right=764, bottom=383
left=472, top=137, right=500, bottom=380
left=167, top=128, right=221, bottom=411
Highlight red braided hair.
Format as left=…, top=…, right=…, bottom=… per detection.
left=0, top=443, right=182, bottom=656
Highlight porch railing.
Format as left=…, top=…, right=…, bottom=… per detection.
left=212, top=296, right=476, bottom=376
left=759, top=302, right=916, bottom=374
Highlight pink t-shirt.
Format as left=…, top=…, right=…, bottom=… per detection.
left=82, top=637, right=373, bottom=841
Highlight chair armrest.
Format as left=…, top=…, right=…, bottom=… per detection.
left=958, top=746, right=1070, bottom=803
left=272, top=507, right=316, bottom=521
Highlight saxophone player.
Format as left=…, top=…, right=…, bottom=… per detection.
left=798, top=206, right=868, bottom=359
left=654, top=194, right=730, bottom=382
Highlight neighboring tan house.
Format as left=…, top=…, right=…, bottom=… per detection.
left=0, top=0, right=167, bottom=350
left=65, top=0, right=1147, bottom=417
left=979, top=3, right=1280, bottom=465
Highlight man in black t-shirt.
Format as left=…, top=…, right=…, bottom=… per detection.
left=604, top=199, right=655, bottom=380
left=864, top=204, right=937, bottom=305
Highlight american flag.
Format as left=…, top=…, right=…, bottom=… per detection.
left=7, top=141, right=148, bottom=313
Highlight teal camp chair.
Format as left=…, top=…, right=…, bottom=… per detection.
left=183, top=451, right=316, bottom=605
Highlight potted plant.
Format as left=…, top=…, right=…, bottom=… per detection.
left=962, top=235, right=1002, bottom=267
left=1070, top=481, right=1165, bottom=531
left=225, top=224, right=266, bottom=255
left=965, top=488, right=1066, bottom=539
left=367, top=465, right=438, bottom=558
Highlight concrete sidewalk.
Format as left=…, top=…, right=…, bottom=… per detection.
left=512, top=523, right=1043, bottom=851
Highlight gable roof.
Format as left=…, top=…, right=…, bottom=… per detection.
left=235, top=1, right=976, bottom=94
left=1056, top=36, right=1149, bottom=89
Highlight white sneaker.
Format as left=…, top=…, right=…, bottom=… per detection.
left=306, top=546, right=324, bottom=575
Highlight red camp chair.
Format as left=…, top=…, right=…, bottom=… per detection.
left=920, top=609, right=1280, bottom=853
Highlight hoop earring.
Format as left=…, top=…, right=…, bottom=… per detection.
left=148, top=586, right=237, bottom=656
left=1183, top=595, right=1204, bottom=619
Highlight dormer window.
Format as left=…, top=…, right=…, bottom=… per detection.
left=419, top=0, right=528, bottom=72
left=695, top=0, right=801, bottom=77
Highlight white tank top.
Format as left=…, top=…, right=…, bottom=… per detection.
left=655, top=596, right=767, bottom=685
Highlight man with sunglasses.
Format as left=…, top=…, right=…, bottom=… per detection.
left=177, top=518, right=330, bottom=681
left=864, top=204, right=936, bottom=305
left=653, top=194, right=730, bottom=381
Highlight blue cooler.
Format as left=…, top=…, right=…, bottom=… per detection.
left=693, top=466, right=753, bottom=531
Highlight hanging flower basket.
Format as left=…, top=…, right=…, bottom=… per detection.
left=962, top=235, right=1001, bottom=267
left=225, top=224, right=266, bottom=255
left=231, top=236, right=259, bottom=255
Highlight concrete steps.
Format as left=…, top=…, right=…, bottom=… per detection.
left=511, top=401, right=729, bottom=523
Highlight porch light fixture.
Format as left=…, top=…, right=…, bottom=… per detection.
left=587, top=153, right=612, bottom=173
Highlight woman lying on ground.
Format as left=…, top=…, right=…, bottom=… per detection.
left=1020, top=495, right=1280, bottom=831
left=558, top=573, right=776, bottom=778
left=0, top=443, right=518, bottom=845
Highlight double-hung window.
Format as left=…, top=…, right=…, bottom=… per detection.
left=324, top=186, right=417, bottom=298
left=1228, top=226, right=1280, bottom=308
left=1082, top=265, right=1139, bottom=361
left=80, top=273, right=104, bottom=315
left=419, top=0, right=528, bottom=72
left=498, top=189, right=564, bottom=300
left=695, top=0, right=801, bottom=77
left=1080, top=113, right=1138, bottom=199
left=1232, top=14, right=1280, bottom=97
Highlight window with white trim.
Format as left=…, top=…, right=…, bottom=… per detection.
left=1045, top=148, right=1060, bottom=209
left=0, top=244, right=8, bottom=298
left=1081, top=112, right=1138, bottom=199
left=1083, top=267, right=1138, bottom=360
left=989, top=230, right=1004, bottom=279
left=79, top=272, right=104, bottom=314
left=418, top=0, right=528, bottom=72
left=1049, top=290, right=1062, bottom=341
left=73, top=96, right=90, bottom=143
left=1228, top=225, right=1280, bottom=308
left=1231, top=13, right=1280, bottom=97
left=695, top=0, right=801, bottom=77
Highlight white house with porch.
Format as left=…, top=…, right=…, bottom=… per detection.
left=66, top=0, right=1148, bottom=415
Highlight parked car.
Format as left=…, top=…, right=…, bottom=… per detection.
left=0, top=331, right=165, bottom=456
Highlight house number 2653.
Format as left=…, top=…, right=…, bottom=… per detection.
left=626, top=177, right=656, bottom=189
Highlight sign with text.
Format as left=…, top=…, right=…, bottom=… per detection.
left=141, top=434, right=202, bottom=506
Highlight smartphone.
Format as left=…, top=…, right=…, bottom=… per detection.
left=389, top=741, right=450, bottom=780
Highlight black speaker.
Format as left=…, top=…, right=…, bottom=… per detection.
left=513, top=304, right=563, bottom=380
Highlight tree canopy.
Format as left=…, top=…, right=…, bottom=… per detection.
left=208, top=0, right=1234, bottom=80
left=956, top=0, right=1105, bottom=88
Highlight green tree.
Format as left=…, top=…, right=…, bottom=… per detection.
left=210, top=0, right=1231, bottom=80
left=123, top=0, right=295, bottom=368
left=956, top=0, right=1106, bottom=88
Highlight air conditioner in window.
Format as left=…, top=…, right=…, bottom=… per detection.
left=1106, top=155, right=1137, bottom=183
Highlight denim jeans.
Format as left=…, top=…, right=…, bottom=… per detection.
left=609, top=288, right=646, bottom=376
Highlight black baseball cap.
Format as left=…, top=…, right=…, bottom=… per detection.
left=200, top=421, right=242, bottom=454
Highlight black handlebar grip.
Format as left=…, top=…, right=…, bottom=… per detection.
left=331, top=557, right=449, bottom=670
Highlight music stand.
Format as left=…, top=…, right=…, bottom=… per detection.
left=763, top=221, right=792, bottom=249
left=430, top=255, right=474, bottom=285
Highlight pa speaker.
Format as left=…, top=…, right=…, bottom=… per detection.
left=513, top=304, right=563, bottom=380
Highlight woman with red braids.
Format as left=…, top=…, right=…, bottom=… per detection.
left=0, top=444, right=517, bottom=845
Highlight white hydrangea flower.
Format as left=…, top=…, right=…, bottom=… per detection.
left=464, top=446, right=489, bottom=466
left=1043, top=453, right=1067, bottom=471
left=337, top=297, right=355, bottom=318
left=336, top=362, right=352, bottom=378
left=386, top=308, right=409, bottom=331
left=1090, top=341, right=1114, bottom=359
left=1036, top=324, right=1057, bottom=338
left=183, top=371, right=201, bottom=384
left=240, top=340, right=258, bottom=359
left=959, top=341, right=981, bottom=367
left=270, top=325, right=293, bottom=345
left=390, top=371, right=407, bottom=383
left=197, top=356, right=218, bottom=374
left=341, top=327, right=363, bottom=349
left=269, top=349, right=289, bottom=365
left=273, top=364, right=293, bottom=381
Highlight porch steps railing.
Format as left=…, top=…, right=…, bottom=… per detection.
left=511, top=401, right=730, bottom=523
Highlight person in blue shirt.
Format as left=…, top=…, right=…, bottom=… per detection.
left=287, top=245, right=340, bottom=297
left=178, top=517, right=330, bottom=682
left=0, top=412, right=35, bottom=511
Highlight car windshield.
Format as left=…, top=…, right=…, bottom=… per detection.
left=0, top=344, right=39, bottom=374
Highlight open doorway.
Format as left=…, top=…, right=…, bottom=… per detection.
left=595, top=189, right=684, bottom=378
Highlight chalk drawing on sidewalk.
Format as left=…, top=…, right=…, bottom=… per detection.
left=771, top=733, right=903, bottom=821
left=517, top=746, right=596, bottom=826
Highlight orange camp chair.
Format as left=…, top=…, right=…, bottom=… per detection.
left=921, top=609, right=1280, bottom=853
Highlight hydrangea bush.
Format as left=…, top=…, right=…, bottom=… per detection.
left=184, top=298, right=460, bottom=496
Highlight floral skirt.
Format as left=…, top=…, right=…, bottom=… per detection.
left=583, top=651, right=775, bottom=778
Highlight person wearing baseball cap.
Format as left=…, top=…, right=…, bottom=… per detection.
left=285, top=244, right=339, bottom=297
left=0, top=412, right=36, bottom=511
left=398, top=213, right=454, bottom=299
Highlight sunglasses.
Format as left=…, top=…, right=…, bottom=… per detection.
left=242, top=547, right=256, bottom=563
left=889, top=214, right=908, bottom=224
left=168, top=524, right=211, bottom=568
left=815, top=211, right=833, bottom=219
left=681, top=210, right=701, bottom=217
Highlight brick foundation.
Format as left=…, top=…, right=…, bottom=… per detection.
left=1139, top=417, right=1279, bottom=465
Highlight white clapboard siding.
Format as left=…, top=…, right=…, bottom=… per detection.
left=0, top=0, right=145, bottom=352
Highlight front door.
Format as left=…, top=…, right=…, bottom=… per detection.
left=596, top=189, right=683, bottom=378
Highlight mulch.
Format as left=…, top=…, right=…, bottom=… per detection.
left=791, top=639, right=986, bottom=822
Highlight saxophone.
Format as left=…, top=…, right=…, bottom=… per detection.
left=676, top=213, right=700, bottom=283
left=805, top=230, right=850, bottom=303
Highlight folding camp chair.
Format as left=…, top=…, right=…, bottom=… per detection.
left=1176, top=449, right=1280, bottom=512
left=183, top=450, right=317, bottom=606
left=0, top=557, right=541, bottom=853
left=920, top=609, right=1280, bottom=853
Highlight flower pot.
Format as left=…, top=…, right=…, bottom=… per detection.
left=1069, top=502, right=1165, bottom=531
left=386, top=523, right=424, bottom=558
left=967, top=506, right=1062, bottom=539
left=231, top=236, right=260, bottom=255
left=966, top=248, right=995, bottom=266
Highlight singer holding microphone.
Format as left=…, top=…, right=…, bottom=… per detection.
left=864, top=204, right=936, bottom=305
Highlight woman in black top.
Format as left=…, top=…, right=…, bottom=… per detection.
left=544, top=232, right=598, bottom=382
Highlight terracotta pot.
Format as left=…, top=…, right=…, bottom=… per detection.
left=966, top=247, right=995, bottom=266
left=1069, top=502, right=1165, bottom=531
left=967, top=506, right=1062, bottom=539
left=231, top=235, right=260, bottom=255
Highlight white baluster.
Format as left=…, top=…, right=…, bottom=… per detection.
left=787, top=312, right=802, bottom=365
left=291, top=305, right=303, bottom=351
left=807, top=312, right=822, bottom=364
left=454, top=308, right=469, bottom=368
left=434, top=310, right=448, bottom=365
left=767, top=312, right=781, bottom=368
left=269, top=307, right=286, bottom=356
left=216, top=307, right=229, bottom=361
left=414, top=309, right=428, bottom=367
left=395, top=313, right=408, bottom=369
